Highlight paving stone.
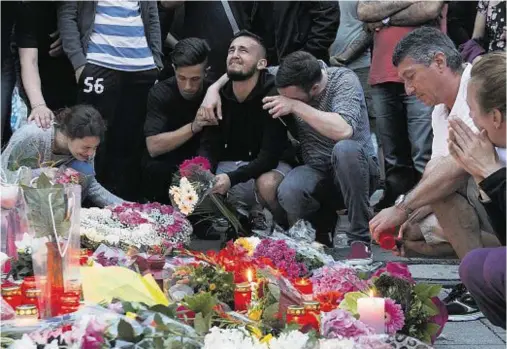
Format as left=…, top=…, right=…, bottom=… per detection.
left=481, top=319, right=506, bottom=342
left=408, top=264, right=460, bottom=281
left=436, top=321, right=504, bottom=345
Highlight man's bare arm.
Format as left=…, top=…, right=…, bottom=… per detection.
left=357, top=1, right=414, bottom=22
left=331, top=30, right=372, bottom=65
left=405, top=155, right=469, bottom=211
left=389, top=1, right=444, bottom=26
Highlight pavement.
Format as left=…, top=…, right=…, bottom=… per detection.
left=189, top=212, right=506, bottom=349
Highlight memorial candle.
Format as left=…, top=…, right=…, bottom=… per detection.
left=286, top=305, right=306, bottom=326
left=357, top=292, right=385, bottom=334
left=293, top=278, right=313, bottom=295
left=234, top=283, right=252, bottom=312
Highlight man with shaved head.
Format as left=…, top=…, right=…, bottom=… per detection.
left=198, top=30, right=289, bottom=232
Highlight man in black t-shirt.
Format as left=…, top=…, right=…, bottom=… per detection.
left=143, top=38, right=216, bottom=204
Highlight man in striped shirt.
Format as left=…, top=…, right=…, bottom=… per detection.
left=59, top=1, right=162, bottom=201
left=264, top=51, right=379, bottom=247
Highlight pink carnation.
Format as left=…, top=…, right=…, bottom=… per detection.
left=384, top=298, right=405, bottom=334
left=322, top=308, right=375, bottom=339
left=371, top=262, right=414, bottom=283
left=179, top=156, right=211, bottom=177
left=254, top=239, right=307, bottom=278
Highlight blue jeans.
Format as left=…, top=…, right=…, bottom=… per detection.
left=277, top=139, right=379, bottom=241
left=370, top=82, right=433, bottom=204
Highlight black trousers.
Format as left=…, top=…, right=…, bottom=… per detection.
left=141, top=154, right=177, bottom=205
left=77, top=63, right=158, bottom=201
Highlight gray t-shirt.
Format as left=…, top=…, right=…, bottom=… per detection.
left=296, top=65, right=376, bottom=171
left=329, top=0, right=371, bottom=71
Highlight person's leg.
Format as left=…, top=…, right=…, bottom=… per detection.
left=352, top=67, right=373, bottom=119
left=255, top=162, right=292, bottom=227
left=141, top=156, right=176, bottom=204
left=459, top=247, right=506, bottom=328
left=216, top=161, right=257, bottom=211
left=370, top=83, right=414, bottom=208
left=331, top=139, right=379, bottom=242
left=404, top=91, right=433, bottom=179
left=109, top=69, right=158, bottom=201
left=76, top=63, right=122, bottom=191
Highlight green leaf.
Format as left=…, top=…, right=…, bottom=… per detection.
left=338, top=291, right=367, bottom=315
left=183, top=292, right=217, bottom=317
left=117, top=319, right=135, bottom=342
left=414, top=283, right=442, bottom=299
left=193, top=313, right=209, bottom=335
left=267, top=283, right=281, bottom=301
left=261, top=302, right=280, bottom=322
left=426, top=322, right=441, bottom=337
left=421, top=298, right=439, bottom=317
left=149, top=304, right=177, bottom=318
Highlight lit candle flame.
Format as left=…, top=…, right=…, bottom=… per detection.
left=246, top=269, right=253, bottom=283
left=296, top=278, right=308, bottom=285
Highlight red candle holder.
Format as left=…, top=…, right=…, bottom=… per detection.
left=303, top=301, right=321, bottom=332
left=293, top=278, right=313, bottom=295
left=23, top=288, right=42, bottom=317
left=234, top=283, right=252, bottom=312
left=58, top=292, right=81, bottom=315
left=21, top=276, right=37, bottom=294
left=286, top=305, right=306, bottom=326
left=378, top=228, right=399, bottom=250
left=2, top=284, right=23, bottom=309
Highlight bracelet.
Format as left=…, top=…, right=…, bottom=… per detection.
left=31, top=103, right=46, bottom=110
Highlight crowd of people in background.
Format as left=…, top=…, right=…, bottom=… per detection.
left=1, top=0, right=506, bottom=330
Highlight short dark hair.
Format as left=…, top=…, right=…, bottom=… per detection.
left=54, top=105, right=106, bottom=141
left=392, top=27, right=463, bottom=72
left=171, top=37, right=210, bottom=69
left=230, top=30, right=266, bottom=58
left=275, top=51, right=322, bottom=92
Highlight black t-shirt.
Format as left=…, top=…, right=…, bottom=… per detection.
left=1, top=2, right=18, bottom=63
left=15, top=2, right=76, bottom=110
left=144, top=77, right=213, bottom=166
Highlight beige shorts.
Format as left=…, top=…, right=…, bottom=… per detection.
left=420, top=176, right=494, bottom=245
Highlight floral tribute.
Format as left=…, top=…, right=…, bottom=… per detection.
left=80, top=202, right=193, bottom=253
left=253, top=239, right=308, bottom=279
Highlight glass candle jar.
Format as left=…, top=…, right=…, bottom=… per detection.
left=2, top=285, right=23, bottom=309
left=21, top=276, right=37, bottom=294
left=293, top=278, right=313, bottom=295
left=15, top=304, right=39, bottom=318
left=303, top=301, right=321, bottom=332
left=286, top=305, right=306, bottom=326
left=24, top=288, right=42, bottom=316
left=234, top=283, right=252, bottom=312
left=58, top=292, right=80, bottom=315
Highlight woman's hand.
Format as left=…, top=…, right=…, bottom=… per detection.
left=28, top=104, right=54, bottom=129
left=448, top=117, right=502, bottom=182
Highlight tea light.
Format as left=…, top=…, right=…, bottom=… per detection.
left=357, top=294, right=385, bottom=334
left=303, top=301, right=321, bottom=332
left=293, top=278, right=313, bottom=295
left=15, top=304, right=39, bottom=324
left=2, top=284, right=23, bottom=309
left=286, top=305, right=306, bottom=326
left=234, top=283, right=252, bottom=312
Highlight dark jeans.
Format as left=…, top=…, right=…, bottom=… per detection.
left=459, top=247, right=506, bottom=329
left=77, top=63, right=158, bottom=201
left=353, top=66, right=373, bottom=119
left=277, top=139, right=380, bottom=241
left=141, top=155, right=177, bottom=205
left=370, top=82, right=433, bottom=204
left=1, top=55, right=15, bottom=146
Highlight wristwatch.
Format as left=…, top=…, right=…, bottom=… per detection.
left=395, top=194, right=413, bottom=218
left=382, top=17, right=391, bottom=26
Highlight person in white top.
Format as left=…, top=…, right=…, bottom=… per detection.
left=370, top=27, right=502, bottom=261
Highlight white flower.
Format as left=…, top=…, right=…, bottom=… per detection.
left=10, top=334, right=37, bottom=349
left=180, top=177, right=191, bottom=190
left=15, top=233, right=49, bottom=253
left=105, top=235, right=120, bottom=245
left=203, top=327, right=267, bottom=349
left=318, top=338, right=355, bottom=349
left=181, top=191, right=198, bottom=207
left=169, top=186, right=181, bottom=196
left=268, top=330, right=309, bottom=349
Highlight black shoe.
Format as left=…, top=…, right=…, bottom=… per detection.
left=249, top=206, right=271, bottom=232
left=444, top=284, right=484, bottom=322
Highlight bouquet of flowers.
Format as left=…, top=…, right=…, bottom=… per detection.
left=80, top=202, right=193, bottom=253
left=253, top=239, right=308, bottom=279
left=169, top=157, right=247, bottom=235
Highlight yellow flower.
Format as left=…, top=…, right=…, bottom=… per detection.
left=209, top=283, right=216, bottom=291
left=260, top=334, right=273, bottom=344
left=246, top=325, right=263, bottom=338
left=248, top=308, right=262, bottom=321
left=235, top=238, right=254, bottom=255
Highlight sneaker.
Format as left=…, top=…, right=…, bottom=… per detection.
left=444, top=284, right=484, bottom=322
left=249, top=207, right=271, bottom=232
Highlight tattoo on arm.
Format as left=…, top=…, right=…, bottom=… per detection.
left=357, top=0, right=413, bottom=22
left=333, top=30, right=373, bottom=64
left=390, top=1, right=444, bottom=26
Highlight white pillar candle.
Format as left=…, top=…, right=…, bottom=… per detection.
left=357, top=296, right=385, bottom=334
